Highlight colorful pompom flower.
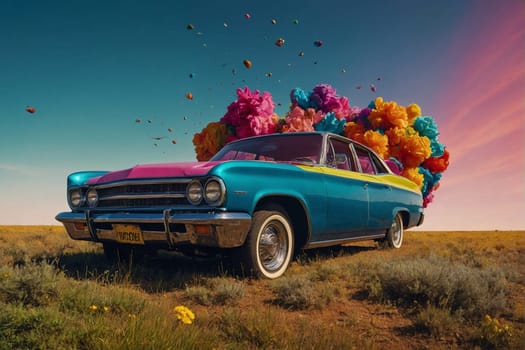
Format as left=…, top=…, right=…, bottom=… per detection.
left=192, top=83, right=449, bottom=207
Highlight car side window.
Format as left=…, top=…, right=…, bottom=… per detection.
left=370, top=153, right=389, bottom=174
left=327, top=138, right=356, bottom=171
left=354, top=145, right=376, bottom=174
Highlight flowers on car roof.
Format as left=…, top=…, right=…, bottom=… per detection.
left=193, top=84, right=449, bottom=207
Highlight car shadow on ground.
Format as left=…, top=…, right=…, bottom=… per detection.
left=56, top=243, right=378, bottom=292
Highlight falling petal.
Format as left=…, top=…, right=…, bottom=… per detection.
left=185, top=92, right=194, bottom=100
left=171, top=139, right=177, bottom=144
left=245, top=13, right=251, bottom=19
left=183, top=116, right=188, bottom=120
left=25, top=106, right=36, bottom=114
left=271, top=19, right=277, bottom=24
left=189, top=73, right=195, bottom=78
left=135, top=118, right=141, bottom=123
left=356, top=86, right=362, bottom=90
left=186, top=24, right=195, bottom=30
left=275, top=38, right=285, bottom=47
left=147, top=119, right=153, bottom=123
left=243, top=59, right=252, bottom=69
left=168, top=128, right=173, bottom=132
left=293, top=19, right=299, bottom=24
left=341, top=68, right=347, bottom=73
left=370, top=84, right=376, bottom=92
left=266, top=72, right=273, bottom=77
left=152, top=136, right=167, bottom=141
left=223, top=22, right=228, bottom=28
left=314, top=40, right=323, bottom=47
left=298, top=51, right=304, bottom=56
left=377, top=77, right=381, bottom=80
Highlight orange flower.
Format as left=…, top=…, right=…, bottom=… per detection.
left=369, top=97, right=408, bottom=129
left=383, top=101, right=408, bottom=128
left=193, top=122, right=227, bottom=161
left=363, top=130, right=389, bottom=159
left=399, top=134, right=432, bottom=168
left=344, top=121, right=365, bottom=143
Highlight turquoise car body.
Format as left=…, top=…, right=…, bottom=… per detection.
left=56, top=132, right=424, bottom=256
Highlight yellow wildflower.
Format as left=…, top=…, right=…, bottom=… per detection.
left=89, top=304, right=98, bottom=311
left=173, top=305, right=195, bottom=325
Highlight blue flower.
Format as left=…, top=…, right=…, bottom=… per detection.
left=414, top=116, right=439, bottom=139
left=314, top=112, right=346, bottom=134
left=419, top=166, right=442, bottom=196
left=290, top=88, right=312, bottom=110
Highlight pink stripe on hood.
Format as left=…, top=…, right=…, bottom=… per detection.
left=87, top=161, right=222, bottom=184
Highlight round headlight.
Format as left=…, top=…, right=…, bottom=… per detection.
left=187, top=181, right=203, bottom=205
left=86, top=188, right=98, bottom=207
left=69, top=189, right=83, bottom=207
left=204, top=179, right=224, bottom=206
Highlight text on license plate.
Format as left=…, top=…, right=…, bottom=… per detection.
left=113, top=224, right=145, bottom=245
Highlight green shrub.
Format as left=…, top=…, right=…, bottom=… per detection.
left=365, top=255, right=508, bottom=319
left=413, top=304, right=459, bottom=338
left=0, top=260, right=61, bottom=306
left=271, top=275, right=316, bottom=310
left=0, top=303, right=68, bottom=350
left=185, top=277, right=244, bottom=306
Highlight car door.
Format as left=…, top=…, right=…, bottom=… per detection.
left=320, top=137, right=369, bottom=240
left=353, top=144, right=394, bottom=230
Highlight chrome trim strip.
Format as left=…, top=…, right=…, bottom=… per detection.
left=305, top=233, right=386, bottom=249
left=92, top=178, right=191, bottom=190
left=92, top=213, right=165, bottom=224
left=98, top=193, right=186, bottom=201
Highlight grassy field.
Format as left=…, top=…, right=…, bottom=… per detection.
left=0, top=226, right=524, bottom=349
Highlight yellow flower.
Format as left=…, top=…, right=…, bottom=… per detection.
left=103, top=306, right=110, bottom=312
left=406, top=103, right=422, bottom=124
left=89, top=304, right=98, bottom=311
left=173, top=305, right=195, bottom=325
left=401, top=168, right=424, bottom=189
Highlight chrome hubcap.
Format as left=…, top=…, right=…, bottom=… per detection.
left=391, top=217, right=402, bottom=245
left=259, top=223, right=287, bottom=272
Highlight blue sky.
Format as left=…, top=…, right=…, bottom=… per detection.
left=1, top=0, right=523, bottom=229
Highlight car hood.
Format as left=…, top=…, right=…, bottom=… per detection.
left=86, top=161, right=222, bottom=185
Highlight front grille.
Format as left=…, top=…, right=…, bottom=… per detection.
left=95, top=180, right=191, bottom=209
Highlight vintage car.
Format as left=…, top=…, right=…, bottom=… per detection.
left=56, top=132, right=424, bottom=279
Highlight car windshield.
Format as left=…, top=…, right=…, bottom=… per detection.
left=210, top=133, right=323, bottom=163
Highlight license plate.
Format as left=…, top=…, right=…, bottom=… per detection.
left=113, top=224, right=144, bottom=245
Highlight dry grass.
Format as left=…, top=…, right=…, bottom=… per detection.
left=1, top=225, right=524, bottom=349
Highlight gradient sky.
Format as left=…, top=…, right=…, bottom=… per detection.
left=1, top=0, right=523, bottom=230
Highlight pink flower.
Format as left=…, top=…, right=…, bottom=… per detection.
left=220, top=86, right=277, bottom=139
left=284, top=106, right=315, bottom=132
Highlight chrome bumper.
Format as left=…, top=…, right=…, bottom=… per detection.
left=55, top=210, right=252, bottom=248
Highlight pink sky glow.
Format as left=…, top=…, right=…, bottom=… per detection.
left=420, top=2, right=525, bottom=231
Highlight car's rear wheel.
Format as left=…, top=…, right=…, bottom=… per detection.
left=241, top=206, right=294, bottom=279
left=103, top=242, right=145, bottom=263
left=380, top=213, right=404, bottom=249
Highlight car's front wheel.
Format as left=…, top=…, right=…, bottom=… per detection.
left=380, top=213, right=404, bottom=249
left=241, top=206, right=294, bottom=279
